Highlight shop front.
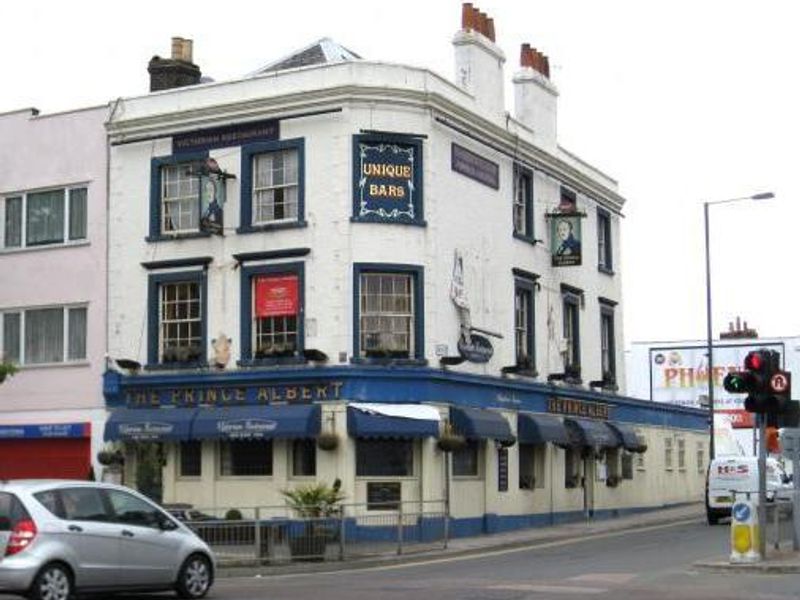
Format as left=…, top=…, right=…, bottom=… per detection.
left=0, top=422, right=92, bottom=480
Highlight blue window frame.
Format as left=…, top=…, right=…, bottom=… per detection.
left=597, top=208, right=613, bottom=274
left=351, top=134, right=425, bottom=226
left=512, top=164, right=534, bottom=242
left=352, top=263, right=425, bottom=364
left=238, top=138, right=306, bottom=234
left=239, top=261, right=305, bottom=366
left=147, top=269, right=207, bottom=369
left=148, top=151, right=209, bottom=241
left=561, top=284, right=582, bottom=381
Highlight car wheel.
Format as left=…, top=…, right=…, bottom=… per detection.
left=29, top=563, right=73, bottom=600
left=176, top=554, right=212, bottom=599
left=707, top=510, right=720, bottom=526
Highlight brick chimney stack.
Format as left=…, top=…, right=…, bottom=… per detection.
left=148, top=37, right=202, bottom=92
left=513, top=41, right=558, bottom=150
left=453, top=3, right=506, bottom=117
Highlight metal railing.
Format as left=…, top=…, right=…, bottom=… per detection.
left=179, top=500, right=448, bottom=565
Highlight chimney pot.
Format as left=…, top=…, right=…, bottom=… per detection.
left=486, top=17, right=495, bottom=42
left=149, top=37, right=201, bottom=92
left=520, top=44, right=531, bottom=67
left=461, top=3, right=475, bottom=30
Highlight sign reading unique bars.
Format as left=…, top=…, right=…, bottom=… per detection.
left=255, top=275, right=299, bottom=317
left=172, top=119, right=279, bottom=153
left=547, top=397, right=612, bottom=420
left=353, top=135, right=423, bottom=224
left=451, top=143, right=499, bottom=189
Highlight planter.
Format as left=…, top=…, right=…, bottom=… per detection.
left=97, top=450, right=124, bottom=466
left=316, top=432, right=339, bottom=451
left=437, top=433, right=466, bottom=452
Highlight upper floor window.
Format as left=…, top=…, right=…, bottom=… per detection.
left=149, top=152, right=208, bottom=240
left=354, top=264, right=424, bottom=362
left=561, top=285, right=582, bottom=380
left=599, top=299, right=617, bottom=387
left=597, top=208, right=613, bottom=272
left=239, top=139, right=305, bottom=233
left=513, top=164, right=533, bottom=241
left=240, top=262, right=304, bottom=365
left=1, top=305, right=87, bottom=365
left=3, top=187, right=87, bottom=249
left=147, top=270, right=206, bottom=367
left=513, top=271, right=537, bottom=374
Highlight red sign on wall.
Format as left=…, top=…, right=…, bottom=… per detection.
left=255, top=275, right=299, bottom=317
left=718, top=409, right=755, bottom=429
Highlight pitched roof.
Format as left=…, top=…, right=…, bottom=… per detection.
left=248, top=38, right=361, bottom=76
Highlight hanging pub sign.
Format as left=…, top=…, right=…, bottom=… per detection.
left=547, top=212, right=585, bottom=267
left=255, top=275, right=299, bottom=317
left=352, top=134, right=423, bottom=224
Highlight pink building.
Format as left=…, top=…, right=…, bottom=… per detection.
left=0, top=105, right=108, bottom=479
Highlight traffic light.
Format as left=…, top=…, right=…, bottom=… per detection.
left=724, top=349, right=790, bottom=416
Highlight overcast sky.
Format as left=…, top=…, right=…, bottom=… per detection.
left=3, top=0, right=797, bottom=347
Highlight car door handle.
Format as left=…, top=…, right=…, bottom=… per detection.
left=121, top=529, right=135, bottom=538
left=68, top=524, right=83, bottom=533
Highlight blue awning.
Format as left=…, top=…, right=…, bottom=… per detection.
left=192, top=404, right=320, bottom=440
left=607, top=422, right=647, bottom=453
left=347, top=406, right=439, bottom=439
left=105, top=408, right=196, bottom=441
left=518, top=413, right=570, bottom=447
left=450, top=406, right=515, bottom=444
left=564, top=417, right=621, bottom=450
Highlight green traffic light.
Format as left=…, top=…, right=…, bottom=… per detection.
left=723, top=372, right=749, bottom=394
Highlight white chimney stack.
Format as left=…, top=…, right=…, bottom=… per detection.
left=513, top=43, right=559, bottom=151
left=453, top=3, right=506, bottom=118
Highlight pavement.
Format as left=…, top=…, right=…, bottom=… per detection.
left=218, top=502, right=732, bottom=578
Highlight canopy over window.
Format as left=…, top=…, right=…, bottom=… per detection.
left=192, top=404, right=320, bottom=440
left=563, top=417, right=621, bottom=450
left=607, top=422, right=648, bottom=453
left=517, top=412, right=570, bottom=447
left=105, top=408, right=196, bottom=442
left=347, top=403, right=440, bottom=439
left=450, top=406, right=515, bottom=445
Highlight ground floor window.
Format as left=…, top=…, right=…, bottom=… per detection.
left=356, top=439, right=413, bottom=477
left=219, top=440, right=272, bottom=476
left=518, top=443, right=545, bottom=489
left=452, top=440, right=480, bottom=477
left=564, top=447, right=581, bottom=488
left=291, top=439, right=316, bottom=477
left=621, top=452, right=634, bottom=480
left=179, top=441, right=202, bottom=477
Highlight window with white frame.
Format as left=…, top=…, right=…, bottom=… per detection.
left=597, top=209, right=613, bottom=271
left=562, top=287, right=582, bottom=377
left=599, top=301, right=616, bottom=384
left=219, top=439, right=272, bottom=476
left=253, top=275, right=298, bottom=358
left=664, top=437, right=674, bottom=471
left=252, top=149, right=299, bottom=224
left=514, top=274, right=536, bottom=372
left=291, top=439, right=316, bottom=477
left=1, top=306, right=87, bottom=365
left=356, top=439, right=413, bottom=476
left=519, top=443, right=545, bottom=489
left=697, top=441, right=705, bottom=475
left=636, top=432, right=647, bottom=470
left=452, top=440, right=480, bottom=477
left=677, top=437, right=686, bottom=470
left=565, top=446, right=581, bottom=487
left=161, top=164, right=199, bottom=234
left=160, top=281, right=202, bottom=364
left=513, top=164, right=533, bottom=239
left=179, top=441, right=202, bottom=477
left=360, top=273, right=414, bottom=358
left=3, top=187, right=87, bottom=249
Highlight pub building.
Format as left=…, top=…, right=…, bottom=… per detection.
left=104, top=8, right=707, bottom=534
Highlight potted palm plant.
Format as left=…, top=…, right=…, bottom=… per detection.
left=0, top=360, right=19, bottom=384
left=281, top=480, right=344, bottom=560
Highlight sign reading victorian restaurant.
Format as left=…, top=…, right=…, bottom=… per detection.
left=547, top=397, right=612, bottom=420
left=352, top=134, right=423, bottom=224
left=123, top=381, right=343, bottom=408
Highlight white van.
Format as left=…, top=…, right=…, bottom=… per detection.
left=705, top=456, right=791, bottom=524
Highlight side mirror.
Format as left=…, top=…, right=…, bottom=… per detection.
left=158, top=515, right=179, bottom=531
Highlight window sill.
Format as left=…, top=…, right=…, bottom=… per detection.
left=146, top=232, right=211, bottom=243
left=512, top=232, right=537, bottom=245
left=145, top=361, right=209, bottom=371
left=16, top=360, right=90, bottom=370
left=350, top=357, right=428, bottom=367
left=237, top=357, right=307, bottom=368
left=216, top=475, right=273, bottom=481
left=350, top=216, right=427, bottom=227
left=0, top=240, right=90, bottom=255
left=236, top=221, right=307, bottom=234
left=598, top=265, right=615, bottom=276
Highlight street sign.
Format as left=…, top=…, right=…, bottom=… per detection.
left=771, top=372, right=789, bottom=394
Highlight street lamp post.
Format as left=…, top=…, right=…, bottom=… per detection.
left=704, top=192, right=774, bottom=461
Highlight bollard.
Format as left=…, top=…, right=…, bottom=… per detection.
left=730, top=494, right=761, bottom=563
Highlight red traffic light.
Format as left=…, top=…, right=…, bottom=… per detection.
left=744, top=351, right=766, bottom=372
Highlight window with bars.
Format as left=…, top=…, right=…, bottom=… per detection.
left=219, top=439, right=272, bottom=476
left=360, top=273, right=413, bottom=358
left=1, top=305, right=87, bottom=365
left=512, top=164, right=533, bottom=240
left=3, top=187, right=87, bottom=249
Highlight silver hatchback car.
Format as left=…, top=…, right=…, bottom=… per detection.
left=0, top=480, right=215, bottom=600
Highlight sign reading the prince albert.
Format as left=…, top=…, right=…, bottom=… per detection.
left=549, top=214, right=583, bottom=267
left=353, top=135, right=423, bottom=224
